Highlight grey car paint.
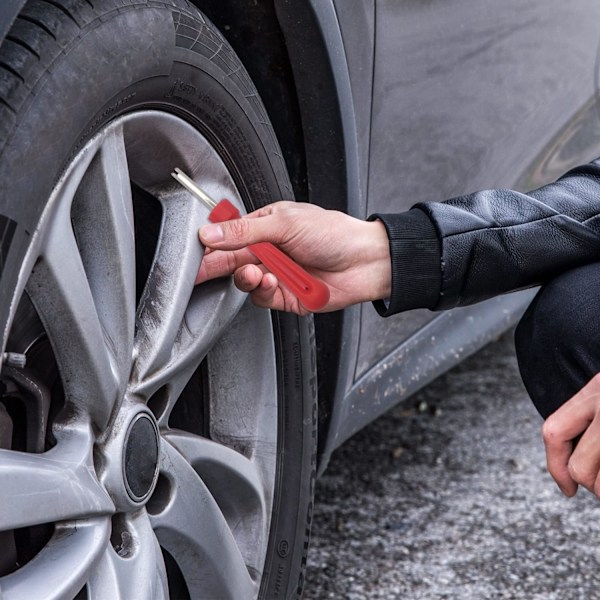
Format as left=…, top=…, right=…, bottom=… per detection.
left=313, top=0, right=600, bottom=467
left=361, top=0, right=600, bottom=375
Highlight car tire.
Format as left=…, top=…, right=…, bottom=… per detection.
left=0, top=1, right=316, bottom=598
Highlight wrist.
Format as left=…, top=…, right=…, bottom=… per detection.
left=358, top=219, right=392, bottom=302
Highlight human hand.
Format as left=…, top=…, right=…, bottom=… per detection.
left=196, top=201, right=391, bottom=315
left=542, top=373, right=600, bottom=498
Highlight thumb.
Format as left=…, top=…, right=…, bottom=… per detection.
left=199, top=215, right=283, bottom=250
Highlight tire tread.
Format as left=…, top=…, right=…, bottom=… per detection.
left=0, top=0, right=100, bottom=148
left=0, top=0, right=202, bottom=152
left=14, top=14, right=56, bottom=48
left=36, top=0, right=80, bottom=25
left=0, top=60, right=25, bottom=84
left=5, top=34, right=42, bottom=59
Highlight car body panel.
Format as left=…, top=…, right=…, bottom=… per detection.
left=307, top=0, right=600, bottom=468
left=358, top=0, right=600, bottom=376
left=321, top=290, right=538, bottom=470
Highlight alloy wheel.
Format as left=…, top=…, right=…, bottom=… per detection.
left=0, top=110, right=277, bottom=599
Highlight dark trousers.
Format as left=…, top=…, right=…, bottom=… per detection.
left=515, top=262, right=600, bottom=419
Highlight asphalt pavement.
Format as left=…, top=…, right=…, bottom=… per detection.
left=304, top=332, right=600, bottom=599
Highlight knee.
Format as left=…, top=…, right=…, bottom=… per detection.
left=515, top=276, right=571, bottom=365
left=514, top=281, right=570, bottom=418
left=514, top=264, right=600, bottom=418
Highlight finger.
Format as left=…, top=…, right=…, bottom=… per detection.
left=199, top=204, right=311, bottom=250
left=233, top=266, right=281, bottom=308
left=196, top=248, right=259, bottom=284
left=248, top=273, right=280, bottom=309
left=568, top=414, right=600, bottom=494
left=233, top=264, right=267, bottom=293
left=543, top=420, right=578, bottom=497
left=542, top=376, right=600, bottom=496
left=234, top=265, right=311, bottom=315
left=594, top=464, right=600, bottom=500
left=243, top=201, right=300, bottom=220
left=199, top=215, right=281, bottom=250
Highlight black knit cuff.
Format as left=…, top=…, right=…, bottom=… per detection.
left=368, top=208, right=442, bottom=316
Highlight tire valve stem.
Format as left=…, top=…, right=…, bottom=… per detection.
left=2, top=353, right=27, bottom=369
left=171, top=167, right=331, bottom=312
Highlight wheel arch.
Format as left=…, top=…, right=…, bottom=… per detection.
left=192, top=0, right=355, bottom=465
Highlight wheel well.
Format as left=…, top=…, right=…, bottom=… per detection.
left=191, top=0, right=308, bottom=201
left=191, top=0, right=346, bottom=454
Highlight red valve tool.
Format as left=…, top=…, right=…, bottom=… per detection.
left=172, top=168, right=330, bottom=312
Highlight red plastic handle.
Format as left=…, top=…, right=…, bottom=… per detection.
left=209, top=199, right=330, bottom=311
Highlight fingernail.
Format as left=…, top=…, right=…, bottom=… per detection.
left=200, top=224, right=224, bottom=243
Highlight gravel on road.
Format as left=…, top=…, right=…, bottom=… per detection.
left=304, top=332, right=600, bottom=600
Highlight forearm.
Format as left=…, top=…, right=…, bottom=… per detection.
left=374, top=159, right=600, bottom=316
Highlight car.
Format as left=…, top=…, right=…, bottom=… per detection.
left=1, top=1, right=599, bottom=598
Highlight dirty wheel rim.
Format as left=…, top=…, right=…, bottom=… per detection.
left=0, top=111, right=277, bottom=599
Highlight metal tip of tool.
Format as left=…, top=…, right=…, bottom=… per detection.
left=171, top=167, right=217, bottom=209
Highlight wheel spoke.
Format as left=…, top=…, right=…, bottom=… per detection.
left=0, top=426, right=114, bottom=530
left=0, top=518, right=110, bottom=600
left=133, top=279, right=246, bottom=416
left=28, top=221, right=120, bottom=429
left=87, top=511, right=168, bottom=600
left=69, top=124, right=137, bottom=384
left=24, top=123, right=137, bottom=430
left=165, top=430, right=268, bottom=571
left=204, top=300, right=278, bottom=463
left=130, top=192, right=245, bottom=401
left=149, top=439, right=257, bottom=600
left=131, top=193, right=207, bottom=382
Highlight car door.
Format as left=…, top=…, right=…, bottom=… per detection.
left=359, top=0, right=600, bottom=374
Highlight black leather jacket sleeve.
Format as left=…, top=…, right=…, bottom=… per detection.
left=371, top=159, right=600, bottom=317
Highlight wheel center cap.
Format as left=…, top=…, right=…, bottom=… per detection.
left=123, top=413, right=160, bottom=502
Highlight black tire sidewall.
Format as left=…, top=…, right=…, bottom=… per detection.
left=0, top=2, right=315, bottom=598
